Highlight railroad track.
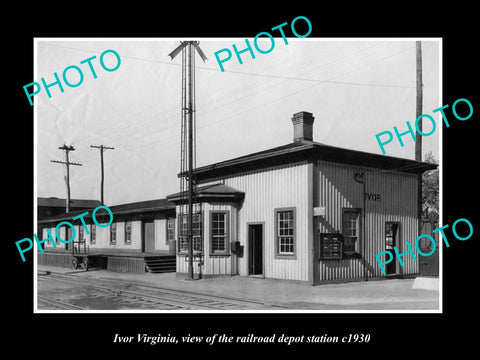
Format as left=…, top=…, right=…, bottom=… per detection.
left=37, top=272, right=286, bottom=311
left=37, top=295, right=88, bottom=310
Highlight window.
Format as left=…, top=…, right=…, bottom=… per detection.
left=385, top=222, right=398, bottom=250
left=178, top=213, right=203, bottom=253
left=110, top=223, right=117, bottom=244
left=54, top=227, right=60, bottom=245
left=210, top=211, right=229, bottom=255
left=178, top=215, right=188, bottom=252
left=90, top=225, right=96, bottom=245
left=125, top=221, right=132, bottom=245
left=166, top=218, right=175, bottom=245
left=275, top=208, right=296, bottom=257
left=78, top=226, right=84, bottom=242
left=342, top=209, right=359, bottom=255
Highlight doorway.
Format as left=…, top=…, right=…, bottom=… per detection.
left=248, top=223, right=263, bottom=275
left=142, top=220, right=155, bottom=253
left=385, top=222, right=399, bottom=275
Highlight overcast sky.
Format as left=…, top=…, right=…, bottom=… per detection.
left=35, top=38, right=440, bottom=206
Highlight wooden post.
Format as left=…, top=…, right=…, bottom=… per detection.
left=90, top=145, right=114, bottom=205
left=415, top=41, right=423, bottom=236
left=415, top=41, right=423, bottom=162
left=51, top=145, right=82, bottom=213
left=64, top=148, right=71, bottom=212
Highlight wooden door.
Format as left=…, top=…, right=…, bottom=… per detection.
left=143, top=221, right=155, bottom=253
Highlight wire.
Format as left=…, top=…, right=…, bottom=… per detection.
left=37, top=42, right=425, bottom=184
left=39, top=42, right=415, bottom=88
left=100, top=44, right=417, bottom=149
left=36, top=42, right=415, bottom=150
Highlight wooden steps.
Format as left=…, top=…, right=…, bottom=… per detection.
left=144, top=256, right=176, bottom=274
left=39, top=251, right=177, bottom=274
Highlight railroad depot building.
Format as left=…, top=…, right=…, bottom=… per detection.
left=38, top=199, right=177, bottom=273
left=167, top=111, right=437, bottom=284
left=37, top=111, right=437, bottom=285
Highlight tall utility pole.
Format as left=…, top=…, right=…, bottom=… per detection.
left=51, top=145, right=82, bottom=213
left=90, top=145, right=114, bottom=205
left=415, top=41, right=423, bottom=235
left=415, top=41, right=423, bottom=162
left=169, top=41, right=207, bottom=281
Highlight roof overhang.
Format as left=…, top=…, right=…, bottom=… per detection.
left=184, top=141, right=438, bottom=182
left=38, top=199, right=176, bottom=225
left=167, top=183, right=245, bottom=204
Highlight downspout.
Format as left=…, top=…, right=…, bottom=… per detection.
left=354, top=173, right=367, bottom=282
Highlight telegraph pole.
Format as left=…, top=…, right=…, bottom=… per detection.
left=51, top=145, right=82, bottom=213
left=90, top=145, right=114, bottom=205
left=415, top=41, right=423, bottom=162
left=415, top=41, right=423, bottom=236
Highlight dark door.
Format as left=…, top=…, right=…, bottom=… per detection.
left=248, top=224, right=263, bottom=275
left=385, top=222, right=399, bottom=275
left=419, top=220, right=439, bottom=276
left=143, top=221, right=155, bottom=253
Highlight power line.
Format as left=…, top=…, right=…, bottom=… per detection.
left=38, top=42, right=425, bottom=185
left=77, top=45, right=418, bottom=154
left=39, top=42, right=415, bottom=88
left=36, top=43, right=416, bottom=153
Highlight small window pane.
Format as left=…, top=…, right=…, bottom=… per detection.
left=90, top=225, right=96, bottom=245
left=277, top=210, right=294, bottom=255
left=111, top=223, right=117, bottom=244
left=125, top=222, right=132, bottom=244
left=211, top=212, right=227, bottom=254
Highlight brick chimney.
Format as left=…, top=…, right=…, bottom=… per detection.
left=291, top=111, right=315, bottom=142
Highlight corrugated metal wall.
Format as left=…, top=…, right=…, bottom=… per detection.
left=206, top=163, right=310, bottom=281
left=316, top=161, right=419, bottom=281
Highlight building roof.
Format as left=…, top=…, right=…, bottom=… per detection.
left=108, top=199, right=176, bottom=214
left=37, top=197, right=102, bottom=208
left=184, top=140, right=438, bottom=182
left=167, top=183, right=245, bottom=203
left=38, top=198, right=175, bottom=225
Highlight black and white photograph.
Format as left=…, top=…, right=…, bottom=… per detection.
left=33, top=37, right=441, bottom=313
left=7, top=6, right=479, bottom=355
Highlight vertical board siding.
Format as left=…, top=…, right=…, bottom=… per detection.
left=204, top=203, right=234, bottom=276
left=201, top=163, right=309, bottom=281
left=37, top=252, right=73, bottom=267
left=107, top=257, right=145, bottom=273
left=155, top=219, right=168, bottom=251
left=317, top=161, right=419, bottom=281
